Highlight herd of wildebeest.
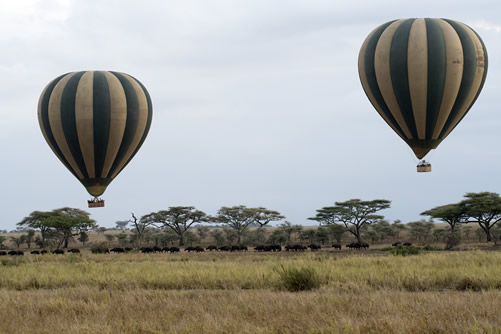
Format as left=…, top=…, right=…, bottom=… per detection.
left=0, top=241, right=414, bottom=256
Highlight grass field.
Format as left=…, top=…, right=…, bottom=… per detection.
left=0, top=250, right=501, bottom=333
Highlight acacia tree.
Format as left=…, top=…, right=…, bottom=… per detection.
left=252, top=207, right=285, bottom=227
left=17, top=211, right=53, bottom=248
left=10, top=235, right=26, bottom=249
left=422, top=203, right=464, bottom=249
left=18, top=208, right=95, bottom=248
left=309, top=199, right=391, bottom=243
left=421, top=204, right=464, bottom=233
left=25, top=230, right=35, bottom=249
left=459, top=192, right=501, bottom=242
left=46, top=208, right=96, bottom=248
left=127, top=213, right=157, bottom=248
left=141, top=206, right=208, bottom=246
left=212, top=205, right=285, bottom=245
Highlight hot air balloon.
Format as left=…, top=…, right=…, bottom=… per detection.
left=38, top=71, right=153, bottom=207
left=358, top=18, right=488, bottom=172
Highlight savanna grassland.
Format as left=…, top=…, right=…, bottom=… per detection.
left=1, top=250, right=501, bottom=333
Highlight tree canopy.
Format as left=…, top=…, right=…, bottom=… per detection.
left=18, top=208, right=96, bottom=248
left=459, top=192, right=501, bottom=242
left=212, top=205, right=285, bottom=244
left=141, top=206, right=208, bottom=246
left=309, top=199, right=390, bottom=243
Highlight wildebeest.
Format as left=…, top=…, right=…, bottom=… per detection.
left=40, top=250, right=48, bottom=254
left=52, top=249, right=65, bottom=255
left=346, top=243, right=360, bottom=250
left=332, top=244, right=342, bottom=250
left=67, top=248, right=81, bottom=254
left=8, top=250, right=18, bottom=256
left=152, top=246, right=162, bottom=253
left=206, top=245, right=218, bottom=251
left=308, top=244, right=321, bottom=251
left=0, top=251, right=6, bottom=256
left=218, top=246, right=231, bottom=252
left=285, top=244, right=307, bottom=251
left=254, top=245, right=265, bottom=252
left=346, top=242, right=369, bottom=250
left=31, top=250, right=40, bottom=255
left=140, top=247, right=154, bottom=253
left=229, top=245, right=247, bottom=251
left=169, top=247, right=180, bottom=253
left=403, top=242, right=413, bottom=247
left=110, top=247, right=125, bottom=253
left=392, top=242, right=402, bottom=247
left=184, top=246, right=195, bottom=252
left=194, top=246, right=205, bottom=252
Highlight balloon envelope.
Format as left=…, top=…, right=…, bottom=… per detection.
left=358, top=18, right=488, bottom=159
left=38, top=71, right=153, bottom=197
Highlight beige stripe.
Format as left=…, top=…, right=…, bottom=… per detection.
left=375, top=19, right=413, bottom=139
left=407, top=18, right=428, bottom=140
left=101, top=72, right=127, bottom=178
left=432, top=19, right=464, bottom=139
left=109, top=73, right=149, bottom=179
left=359, top=25, right=406, bottom=141
left=38, top=80, right=55, bottom=151
left=440, top=20, right=486, bottom=139
left=48, top=72, right=85, bottom=179
left=75, top=71, right=95, bottom=178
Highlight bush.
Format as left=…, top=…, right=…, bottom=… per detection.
left=422, top=244, right=440, bottom=251
left=90, top=243, right=109, bottom=254
left=389, top=245, right=421, bottom=256
left=275, top=265, right=321, bottom=292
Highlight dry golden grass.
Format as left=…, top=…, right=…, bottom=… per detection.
left=1, top=287, right=501, bottom=333
left=0, top=250, right=500, bottom=333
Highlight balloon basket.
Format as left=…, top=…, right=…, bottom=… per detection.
left=88, top=198, right=104, bottom=208
left=417, top=161, right=431, bottom=172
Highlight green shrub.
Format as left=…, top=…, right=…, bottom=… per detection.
left=275, top=265, right=321, bottom=292
left=422, top=244, right=440, bottom=251
left=90, top=243, right=109, bottom=254
left=389, top=245, right=421, bottom=256
left=380, top=247, right=393, bottom=252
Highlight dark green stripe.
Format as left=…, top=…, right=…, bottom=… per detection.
left=60, top=71, right=88, bottom=179
left=113, top=76, right=153, bottom=176
left=425, top=18, right=446, bottom=138
left=107, top=72, right=140, bottom=178
left=440, top=27, right=489, bottom=137
left=362, top=20, right=407, bottom=139
left=39, top=74, right=80, bottom=179
left=93, top=71, right=111, bottom=178
left=119, top=78, right=153, bottom=169
left=439, top=19, right=477, bottom=139
left=389, top=18, right=418, bottom=139
left=466, top=28, right=488, bottom=110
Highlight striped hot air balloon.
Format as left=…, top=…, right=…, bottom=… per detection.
left=38, top=71, right=153, bottom=206
left=358, top=18, right=488, bottom=171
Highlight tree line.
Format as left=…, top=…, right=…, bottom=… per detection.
left=12, top=192, right=501, bottom=249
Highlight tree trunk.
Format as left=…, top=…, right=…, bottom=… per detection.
left=179, top=234, right=185, bottom=246
left=355, top=226, right=362, bottom=243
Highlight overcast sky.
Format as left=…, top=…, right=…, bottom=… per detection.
left=1, top=0, right=500, bottom=230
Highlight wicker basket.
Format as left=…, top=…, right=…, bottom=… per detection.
left=88, top=200, right=105, bottom=208
left=417, top=165, right=432, bottom=172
